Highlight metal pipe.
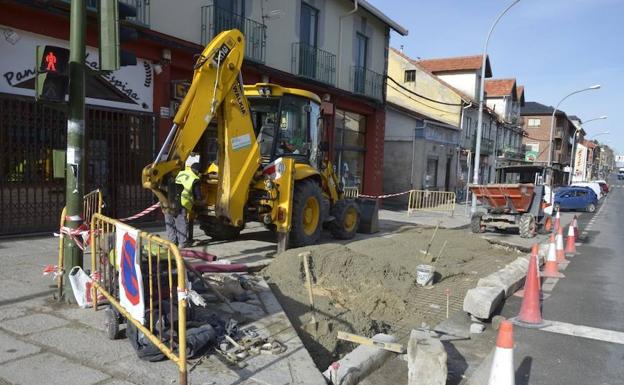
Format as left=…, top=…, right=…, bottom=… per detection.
left=470, top=0, right=520, bottom=216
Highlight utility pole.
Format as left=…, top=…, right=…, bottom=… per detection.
left=63, top=0, right=86, bottom=302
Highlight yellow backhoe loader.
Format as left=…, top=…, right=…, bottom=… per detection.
left=142, top=29, right=360, bottom=251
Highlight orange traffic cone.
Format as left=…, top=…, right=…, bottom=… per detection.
left=555, top=226, right=568, bottom=263
left=513, top=243, right=545, bottom=327
left=544, top=215, right=552, bottom=233
left=542, top=234, right=564, bottom=278
left=565, top=224, right=577, bottom=256
left=554, top=209, right=561, bottom=232
left=487, top=320, right=515, bottom=385
left=572, top=215, right=579, bottom=238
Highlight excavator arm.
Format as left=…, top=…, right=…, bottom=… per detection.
left=142, top=29, right=260, bottom=227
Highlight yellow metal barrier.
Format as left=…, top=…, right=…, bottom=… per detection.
left=343, top=187, right=360, bottom=198
left=57, top=189, right=104, bottom=298
left=90, top=213, right=188, bottom=385
left=407, top=190, right=456, bottom=217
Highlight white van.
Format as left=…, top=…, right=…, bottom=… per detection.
left=571, top=182, right=603, bottom=199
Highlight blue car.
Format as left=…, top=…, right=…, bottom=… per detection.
left=554, top=187, right=598, bottom=212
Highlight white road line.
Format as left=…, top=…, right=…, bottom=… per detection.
left=582, top=231, right=588, bottom=235
left=539, top=320, right=624, bottom=345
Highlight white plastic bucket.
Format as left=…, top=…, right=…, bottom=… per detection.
left=416, top=264, right=434, bottom=286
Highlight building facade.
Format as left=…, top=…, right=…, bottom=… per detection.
left=383, top=48, right=463, bottom=201
left=0, top=0, right=406, bottom=235
left=521, top=101, right=576, bottom=186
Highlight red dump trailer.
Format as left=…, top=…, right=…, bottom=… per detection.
left=469, top=183, right=547, bottom=238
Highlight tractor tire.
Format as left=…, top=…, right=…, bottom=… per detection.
left=329, top=199, right=360, bottom=240
left=471, top=214, right=485, bottom=233
left=200, top=217, right=242, bottom=241
left=289, top=179, right=323, bottom=247
left=519, top=213, right=537, bottom=238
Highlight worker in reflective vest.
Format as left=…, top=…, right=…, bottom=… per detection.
left=165, top=163, right=202, bottom=247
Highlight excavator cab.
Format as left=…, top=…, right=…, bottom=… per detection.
left=245, top=84, right=322, bottom=170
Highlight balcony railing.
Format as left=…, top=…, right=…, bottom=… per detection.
left=415, top=125, right=459, bottom=146
left=291, top=42, right=336, bottom=85
left=350, top=66, right=384, bottom=101
left=472, top=136, right=494, bottom=155
left=200, top=5, right=266, bottom=63
left=500, top=145, right=525, bottom=160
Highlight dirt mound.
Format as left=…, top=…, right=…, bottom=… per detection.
left=263, top=227, right=517, bottom=369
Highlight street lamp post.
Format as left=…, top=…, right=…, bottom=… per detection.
left=568, top=116, right=607, bottom=185
left=546, top=85, right=600, bottom=203
left=470, top=0, right=521, bottom=216
left=590, top=131, right=610, bottom=140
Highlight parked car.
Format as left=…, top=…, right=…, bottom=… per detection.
left=571, top=182, right=603, bottom=199
left=554, top=187, right=598, bottom=212
left=594, top=180, right=609, bottom=195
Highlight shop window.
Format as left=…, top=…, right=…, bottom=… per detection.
left=334, top=109, right=366, bottom=190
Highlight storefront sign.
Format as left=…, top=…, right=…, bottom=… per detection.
left=0, top=26, right=153, bottom=112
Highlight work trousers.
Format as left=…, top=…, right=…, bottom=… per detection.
left=164, top=208, right=191, bottom=246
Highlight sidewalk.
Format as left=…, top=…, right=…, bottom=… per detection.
left=0, top=235, right=324, bottom=385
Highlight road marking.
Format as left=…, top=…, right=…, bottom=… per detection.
left=539, top=320, right=624, bottom=345
left=582, top=231, right=588, bottom=235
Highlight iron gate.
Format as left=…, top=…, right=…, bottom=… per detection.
left=0, top=93, right=157, bottom=235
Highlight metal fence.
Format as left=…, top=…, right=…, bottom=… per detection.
left=291, top=42, right=336, bottom=85
left=90, top=213, right=188, bottom=385
left=200, top=5, right=266, bottom=63
left=350, top=66, right=384, bottom=101
left=0, top=94, right=157, bottom=235
left=407, top=190, right=456, bottom=217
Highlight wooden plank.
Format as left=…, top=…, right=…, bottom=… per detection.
left=337, top=331, right=405, bottom=353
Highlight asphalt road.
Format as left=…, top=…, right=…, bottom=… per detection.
left=501, top=175, right=624, bottom=385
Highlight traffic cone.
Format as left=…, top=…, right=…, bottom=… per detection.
left=514, top=244, right=541, bottom=298
left=553, top=209, right=561, bottom=232
left=565, top=224, right=577, bottom=256
left=572, top=215, right=579, bottom=238
left=555, top=226, right=568, bottom=263
left=544, top=215, right=552, bottom=233
left=513, top=243, right=545, bottom=327
left=487, top=320, right=515, bottom=385
left=542, top=234, right=564, bottom=278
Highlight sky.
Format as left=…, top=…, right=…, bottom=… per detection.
left=369, top=0, right=624, bottom=154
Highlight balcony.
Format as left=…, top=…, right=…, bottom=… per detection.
left=500, top=145, right=525, bottom=160
left=414, top=124, right=459, bottom=146
left=472, top=136, right=494, bottom=155
left=291, top=43, right=336, bottom=85
left=200, top=5, right=266, bottom=63
left=350, top=66, right=384, bottom=101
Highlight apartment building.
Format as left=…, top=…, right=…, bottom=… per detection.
left=521, top=101, right=576, bottom=185
left=0, top=0, right=407, bottom=234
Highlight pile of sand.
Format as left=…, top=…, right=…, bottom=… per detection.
left=263, top=227, right=517, bottom=369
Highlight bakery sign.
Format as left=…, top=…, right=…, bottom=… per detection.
left=0, top=26, right=153, bottom=112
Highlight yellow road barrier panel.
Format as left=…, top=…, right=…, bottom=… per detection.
left=343, top=187, right=360, bottom=199
left=90, top=213, right=188, bottom=385
left=57, top=189, right=103, bottom=299
left=407, top=190, right=456, bottom=217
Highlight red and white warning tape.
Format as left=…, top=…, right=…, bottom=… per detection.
left=357, top=190, right=411, bottom=199
left=118, top=203, right=161, bottom=222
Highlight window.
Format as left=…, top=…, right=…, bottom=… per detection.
left=354, top=33, right=368, bottom=94
left=404, top=70, right=416, bottom=82
left=465, top=117, right=472, bottom=138
left=425, top=157, right=438, bottom=188
left=334, top=109, right=366, bottom=190
left=527, top=118, right=541, bottom=128
left=300, top=3, right=318, bottom=47
left=525, top=143, right=539, bottom=152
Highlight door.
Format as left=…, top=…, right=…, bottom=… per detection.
left=354, top=33, right=368, bottom=93
left=445, top=156, right=452, bottom=191
left=299, top=3, right=319, bottom=78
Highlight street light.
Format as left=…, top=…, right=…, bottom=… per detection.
left=590, top=131, right=610, bottom=139
left=568, top=116, right=607, bottom=185
left=470, top=0, right=521, bottom=216
left=546, top=85, right=600, bottom=199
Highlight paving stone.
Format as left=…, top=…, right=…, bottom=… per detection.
left=30, top=326, right=134, bottom=365
left=407, top=330, right=447, bottom=385
left=0, top=331, right=40, bottom=364
left=0, top=352, right=109, bottom=385
left=0, top=306, right=29, bottom=322
left=0, top=313, right=69, bottom=335
left=463, top=286, right=504, bottom=319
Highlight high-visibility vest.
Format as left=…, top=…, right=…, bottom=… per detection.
left=175, top=168, right=199, bottom=211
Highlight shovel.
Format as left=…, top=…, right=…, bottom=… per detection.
left=300, top=252, right=319, bottom=335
